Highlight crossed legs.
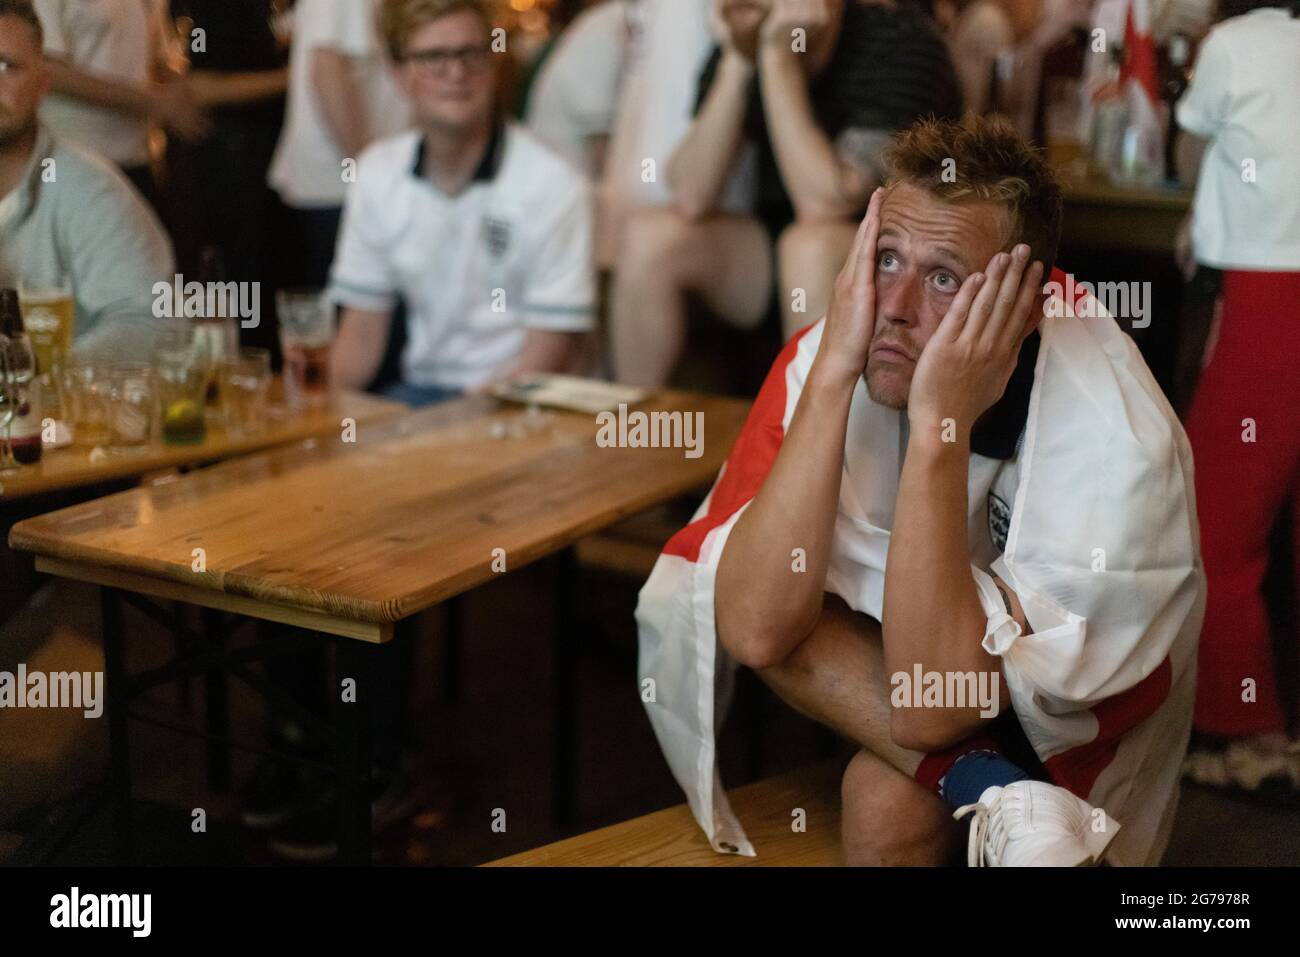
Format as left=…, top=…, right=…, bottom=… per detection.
left=754, top=594, right=962, bottom=865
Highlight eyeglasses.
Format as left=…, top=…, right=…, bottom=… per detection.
left=400, top=44, right=492, bottom=76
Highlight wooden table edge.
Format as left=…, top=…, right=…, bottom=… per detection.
left=33, top=554, right=392, bottom=644
left=0, top=390, right=409, bottom=503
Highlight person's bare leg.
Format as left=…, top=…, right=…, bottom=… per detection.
left=754, top=594, right=960, bottom=865
left=609, top=208, right=772, bottom=387
left=776, top=220, right=857, bottom=340
left=754, top=593, right=916, bottom=774
left=840, top=748, right=961, bottom=866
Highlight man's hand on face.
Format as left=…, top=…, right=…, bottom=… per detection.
left=712, top=0, right=770, bottom=62
left=759, top=0, right=830, bottom=57
left=814, top=187, right=883, bottom=388
left=906, top=243, right=1044, bottom=439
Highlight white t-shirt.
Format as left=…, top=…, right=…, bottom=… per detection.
left=33, top=0, right=171, bottom=167
left=525, top=0, right=630, bottom=176
left=1176, top=8, right=1300, bottom=270
left=327, top=123, right=595, bottom=391
left=268, top=0, right=411, bottom=208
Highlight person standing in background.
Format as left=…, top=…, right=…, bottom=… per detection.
left=268, top=0, right=411, bottom=289
left=169, top=0, right=287, bottom=355
left=523, top=0, right=633, bottom=179
left=30, top=0, right=209, bottom=209
left=1174, top=0, right=1300, bottom=797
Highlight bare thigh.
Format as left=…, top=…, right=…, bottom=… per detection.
left=669, top=212, right=774, bottom=330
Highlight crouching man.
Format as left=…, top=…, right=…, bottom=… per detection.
left=635, top=115, right=1205, bottom=866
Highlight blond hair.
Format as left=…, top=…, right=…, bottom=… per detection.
left=380, top=0, right=493, bottom=60
left=885, top=115, right=1063, bottom=274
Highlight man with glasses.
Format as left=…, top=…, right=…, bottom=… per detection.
left=328, top=0, right=594, bottom=407
left=257, top=1, right=593, bottom=860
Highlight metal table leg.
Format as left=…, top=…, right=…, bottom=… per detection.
left=101, top=586, right=132, bottom=862
left=202, top=608, right=230, bottom=793
left=333, top=636, right=374, bottom=865
left=553, top=548, right=578, bottom=833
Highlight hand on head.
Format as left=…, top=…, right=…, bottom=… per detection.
left=905, top=242, right=1043, bottom=436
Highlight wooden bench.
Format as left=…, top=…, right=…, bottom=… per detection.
left=485, top=763, right=843, bottom=866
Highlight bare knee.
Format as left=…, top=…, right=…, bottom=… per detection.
left=840, top=749, right=956, bottom=866
left=619, top=206, right=699, bottom=282
left=776, top=220, right=856, bottom=336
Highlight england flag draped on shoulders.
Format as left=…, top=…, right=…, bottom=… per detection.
left=635, top=268, right=1206, bottom=866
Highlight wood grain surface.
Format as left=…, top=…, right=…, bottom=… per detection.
left=484, top=762, right=843, bottom=866
left=0, top=385, right=406, bottom=501
left=10, top=391, right=749, bottom=632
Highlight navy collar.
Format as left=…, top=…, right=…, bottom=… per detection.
left=411, top=119, right=506, bottom=184
left=970, top=331, right=1040, bottom=460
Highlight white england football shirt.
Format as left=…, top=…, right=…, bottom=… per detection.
left=328, top=122, right=595, bottom=391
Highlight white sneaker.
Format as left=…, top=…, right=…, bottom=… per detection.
left=953, top=781, right=1122, bottom=867
left=1223, top=735, right=1292, bottom=791
left=1184, top=734, right=1294, bottom=792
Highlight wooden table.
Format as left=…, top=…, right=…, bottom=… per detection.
left=9, top=390, right=749, bottom=863
left=1060, top=176, right=1192, bottom=255
left=0, top=385, right=406, bottom=502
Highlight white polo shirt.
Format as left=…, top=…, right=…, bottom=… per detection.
left=268, top=0, right=411, bottom=209
left=33, top=0, right=172, bottom=167
left=328, top=122, right=595, bottom=391
left=1176, top=8, right=1300, bottom=271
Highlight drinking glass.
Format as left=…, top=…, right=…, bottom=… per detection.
left=276, top=290, right=334, bottom=412
left=220, top=348, right=272, bottom=438
left=62, top=362, right=113, bottom=449
left=108, top=362, right=155, bottom=448
left=18, top=274, right=74, bottom=375
left=154, top=321, right=210, bottom=445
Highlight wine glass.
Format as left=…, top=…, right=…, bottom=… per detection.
left=0, top=332, right=14, bottom=470
left=0, top=333, right=35, bottom=472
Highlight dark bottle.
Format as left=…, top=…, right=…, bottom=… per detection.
left=0, top=288, right=43, bottom=465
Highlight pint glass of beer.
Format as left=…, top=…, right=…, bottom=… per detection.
left=276, top=290, right=334, bottom=412
left=18, top=275, right=73, bottom=374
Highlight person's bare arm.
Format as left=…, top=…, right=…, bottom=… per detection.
left=883, top=245, right=1042, bottom=752
left=188, top=67, right=288, bottom=108
left=44, top=58, right=210, bottom=140
left=667, top=49, right=754, bottom=220
left=331, top=307, right=392, bottom=390
left=667, top=0, right=767, bottom=219
left=45, top=57, right=151, bottom=113
left=756, top=0, right=875, bottom=221
left=482, top=329, right=587, bottom=390
left=715, top=191, right=885, bottom=669
left=311, top=48, right=369, bottom=159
